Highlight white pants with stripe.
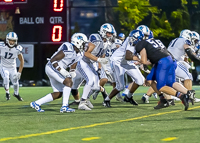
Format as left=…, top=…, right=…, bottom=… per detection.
left=110, top=60, right=145, bottom=91
left=45, top=62, right=66, bottom=92
left=176, top=61, right=193, bottom=81
left=0, top=66, right=18, bottom=87
left=76, top=60, right=100, bottom=91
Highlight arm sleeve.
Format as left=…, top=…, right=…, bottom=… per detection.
left=135, top=41, right=145, bottom=53
left=185, top=48, right=200, bottom=65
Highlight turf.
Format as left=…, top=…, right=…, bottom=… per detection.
left=0, top=86, right=200, bottom=143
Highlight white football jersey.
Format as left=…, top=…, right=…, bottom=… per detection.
left=168, top=37, right=190, bottom=61
left=110, top=37, right=135, bottom=64
left=82, top=34, right=107, bottom=63
left=105, top=38, right=122, bottom=70
left=0, top=42, right=23, bottom=68
left=50, top=42, right=82, bottom=69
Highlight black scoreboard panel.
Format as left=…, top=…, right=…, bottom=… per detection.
left=0, top=0, right=68, bottom=43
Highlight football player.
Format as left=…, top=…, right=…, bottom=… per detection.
left=30, top=33, right=87, bottom=112
left=134, top=30, right=195, bottom=110
left=0, top=32, right=24, bottom=101
left=104, top=30, right=145, bottom=107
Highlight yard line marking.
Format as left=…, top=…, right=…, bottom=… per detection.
left=0, top=106, right=200, bottom=142
left=161, top=137, right=178, bottom=141
left=82, top=137, right=100, bottom=141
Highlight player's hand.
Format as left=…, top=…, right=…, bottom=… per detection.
left=69, top=69, right=76, bottom=79
left=59, top=68, right=70, bottom=78
left=97, top=58, right=108, bottom=64
left=13, top=72, right=21, bottom=80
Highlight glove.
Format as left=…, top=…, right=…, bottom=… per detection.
left=69, top=70, right=76, bottom=79
left=59, top=68, right=70, bottom=78
left=13, top=72, right=21, bottom=80
left=97, top=58, right=108, bottom=64
left=105, top=71, right=113, bottom=82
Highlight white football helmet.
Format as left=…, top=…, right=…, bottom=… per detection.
left=136, top=25, right=150, bottom=39
left=71, top=33, right=88, bottom=52
left=179, top=29, right=192, bottom=42
left=6, top=32, right=18, bottom=48
left=191, top=31, right=199, bottom=46
left=99, top=23, right=115, bottom=40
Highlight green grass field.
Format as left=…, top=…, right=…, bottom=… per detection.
left=0, top=86, right=200, bottom=143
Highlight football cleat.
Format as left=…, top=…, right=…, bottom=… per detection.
left=187, top=90, right=195, bottom=105
left=124, top=95, right=138, bottom=105
left=78, top=101, right=91, bottom=110
left=92, top=91, right=100, bottom=100
left=69, top=100, right=80, bottom=106
left=180, top=94, right=189, bottom=111
left=152, top=93, right=158, bottom=99
left=103, top=100, right=111, bottom=107
left=6, top=93, right=10, bottom=101
left=194, top=97, right=200, bottom=103
left=86, top=99, right=94, bottom=108
left=30, top=101, right=44, bottom=112
left=115, top=95, right=125, bottom=103
left=141, top=94, right=149, bottom=103
left=154, top=99, right=169, bottom=109
left=13, top=94, right=23, bottom=101
left=60, top=106, right=75, bottom=113
left=168, top=99, right=175, bottom=106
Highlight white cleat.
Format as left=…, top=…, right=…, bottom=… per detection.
left=194, top=98, right=200, bottom=103
left=141, top=94, right=149, bottom=103
left=86, top=99, right=94, bottom=108
left=152, top=93, right=158, bottom=99
left=60, top=106, right=75, bottom=113
left=78, top=101, right=91, bottom=110
left=115, top=95, right=125, bottom=103
left=30, top=101, right=44, bottom=112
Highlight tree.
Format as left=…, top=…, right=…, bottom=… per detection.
left=114, top=0, right=159, bottom=35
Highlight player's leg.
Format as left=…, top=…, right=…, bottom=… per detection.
left=141, top=86, right=155, bottom=103
left=76, top=61, right=99, bottom=110
left=124, top=65, right=145, bottom=105
left=10, top=68, right=23, bottom=101
left=104, top=61, right=125, bottom=107
left=0, top=67, right=10, bottom=100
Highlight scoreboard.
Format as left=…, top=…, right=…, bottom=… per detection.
left=0, top=0, right=70, bottom=43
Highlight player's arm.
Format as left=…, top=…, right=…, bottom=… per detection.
left=125, top=50, right=140, bottom=61
left=50, top=51, right=65, bottom=70
left=184, top=44, right=200, bottom=63
left=18, top=53, right=24, bottom=73
left=139, top=48, right=151, bottom=65
left=84, top=42, right=98, bottom=61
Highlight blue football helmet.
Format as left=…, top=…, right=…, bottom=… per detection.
left=136, top=25, right=150, bottom=39
left=148, top=30, right=154, bottom=39
left=179, top=29, right=192, bottom=42
left=129, top=30, right=144, bottom=46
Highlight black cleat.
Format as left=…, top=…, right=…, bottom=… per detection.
left=124, top=95, right=138, bottom=105
left=69, top=101, right=80, bottom=106
left=103, top=100, right=111, bottom=107
left=6, top=93, right=10, bottom=101
left=13, top=94, right=23, bottom=101
left=180, top=94, right=189, bottom=111
left=154, top=99, right=169, bottom=109
left=168, top=99, right=175, bottom=106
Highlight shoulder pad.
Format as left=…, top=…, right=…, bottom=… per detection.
left=115, top=38, right=122, bottom=45
left=0, top=42, right=5, bottom=47
left=61, top=42, right=74, bottom=52
left=16, top=45, right=23, bottom=52
left=185, top=40, right=191, bottom=46
left=89, top=34, right=102, bottom=42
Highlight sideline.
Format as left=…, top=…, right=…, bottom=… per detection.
left=0, top=105, right=200, bottom=142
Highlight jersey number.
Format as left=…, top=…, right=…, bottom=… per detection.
left=146, top=39, right=165, bottom=49
left=4, top=52, right=13, bottom=59
left=105, top=49, right=115, bottom=57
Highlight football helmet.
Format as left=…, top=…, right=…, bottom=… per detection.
left=6, top=32, right=18, bottom=48
left=136, top=25, right=150, bottom=39
left=191, top=31, right=199, bottom=46
left=148, top=30, right=154, bottom=39
left=129, top=30, right=144, bottom=46
left=99, top=23, right=115, bottom=40
left=179, top=29, right=192, bottom=42
left=71, top=33, right=88, bottom=52
left=118, top=33, right=125, bottom=41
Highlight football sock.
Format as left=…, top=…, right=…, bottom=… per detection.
left=127, top=91, right=133, bottom=98
left=35, top=93, right=53, bottom=106
left=81, top=84, right=92, bottom=100
left=62, top=86, right=71, bottom=106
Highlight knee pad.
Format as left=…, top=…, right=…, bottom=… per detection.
left=116, top=85, right=125, bottom=91
left=135, top=77, right=145, bottom=86
left=3, top=77, right=9, bottom=85
left=71, top=89, right=78, bottom=96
